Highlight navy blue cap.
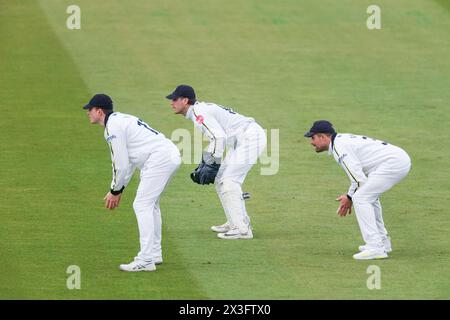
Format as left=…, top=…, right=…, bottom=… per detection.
left=83, top=94, right=113, bottom=110
left=304, top=120, right=336, bottom=137
left=166, top=85, right=196, bottom=100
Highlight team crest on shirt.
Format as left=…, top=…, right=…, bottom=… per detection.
left=106, top=135, right=117, bottom=142
left=195, top=115, right=204, bottom=124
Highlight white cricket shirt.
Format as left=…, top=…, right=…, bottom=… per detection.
left=104, top=112, right=169, bottom=193
left=329, top=133, right=411, bottom=196
left=185, top=101, right=255, bottom=158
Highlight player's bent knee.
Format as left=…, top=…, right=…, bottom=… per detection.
left=133, top=198, right=158, bottom=213
left=133, top=200, right=144, bottom=212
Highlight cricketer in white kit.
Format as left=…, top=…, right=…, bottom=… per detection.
left=83, top=94, right=181, bottom=271
left=305, top=120, right=411, bottom=260
left=166, top=85, right=267, bottom=239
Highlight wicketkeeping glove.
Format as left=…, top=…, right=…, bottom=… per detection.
left=190, top=161, right=205, bottom=184
left=190, top=152, right=221, bottom=185
left=198, top=163, right=221, bottom=185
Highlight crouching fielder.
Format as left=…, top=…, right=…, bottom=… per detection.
left=166, top=85, right=266, bottom=239
left=304, top=120, right=411, bottom=260
left=83, top=94, right=181, bottom=271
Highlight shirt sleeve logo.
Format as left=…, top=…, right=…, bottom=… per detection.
left=106, top=135, right=117, bottom=142
left=195, top=115, right=204, bottom=124
left=338, top=153, right=347, bottom=164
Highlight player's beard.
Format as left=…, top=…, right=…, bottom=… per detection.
left=314, top=145, right=327, bottom=153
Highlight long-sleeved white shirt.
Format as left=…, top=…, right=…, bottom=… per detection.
left=329, top=133, right=410, bottom=196
left=104, top=112, right=169, bottom=193
left=185, top=101, right=255, bottom=158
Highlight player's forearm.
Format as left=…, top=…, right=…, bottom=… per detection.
left=206, top=136, right=226, bottom=159
left=109, top=153, right=130, bottom=194
left=110, top=166, right=128, bottom=194
left=122, top=164, right=136, bottom=188
left=339, top=154, right=366, bottom=196
left=107, top=133, right=130, bottom=194
left=347, top=182, right=359, bottom=197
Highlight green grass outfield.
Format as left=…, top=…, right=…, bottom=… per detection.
left=0, top=0, right=449, bottom=299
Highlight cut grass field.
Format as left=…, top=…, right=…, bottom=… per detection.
left=0, top=0, right=449, bottom=299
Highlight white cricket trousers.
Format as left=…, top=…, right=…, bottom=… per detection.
left=132, top=141, right=181, bottom=262
left=215, top=122, right=267, bottom=232
left=352, top=150, right=411, bottom=250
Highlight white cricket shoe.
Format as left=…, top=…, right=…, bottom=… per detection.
left=359, top=237, right=392, bottom=253
left=353, top=249, right=388, bottom=260
left=217, top=227, right=253, bottom=240
left=119, top=259, right=156, bottom=272
left=153, top=256, right=163, bottom=265
left=211, top=221, right=231, bottom=233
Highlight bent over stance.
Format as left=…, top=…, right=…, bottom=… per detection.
left=167, top=85, right=266, bottom=240
left=84, top=94, right=181, bottom=271
left=305, top=120, right=411, bottom=260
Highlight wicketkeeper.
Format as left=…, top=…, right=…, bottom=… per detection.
left=166, top=85, right=267, bottom=239
left=305, top=120, right=411, bottom=260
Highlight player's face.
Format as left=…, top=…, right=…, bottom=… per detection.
left=310, top=134, right=330, bottom=153
left=87, top=107, right=103, bottom=124
left=170, top=97, right=189, bottom=115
